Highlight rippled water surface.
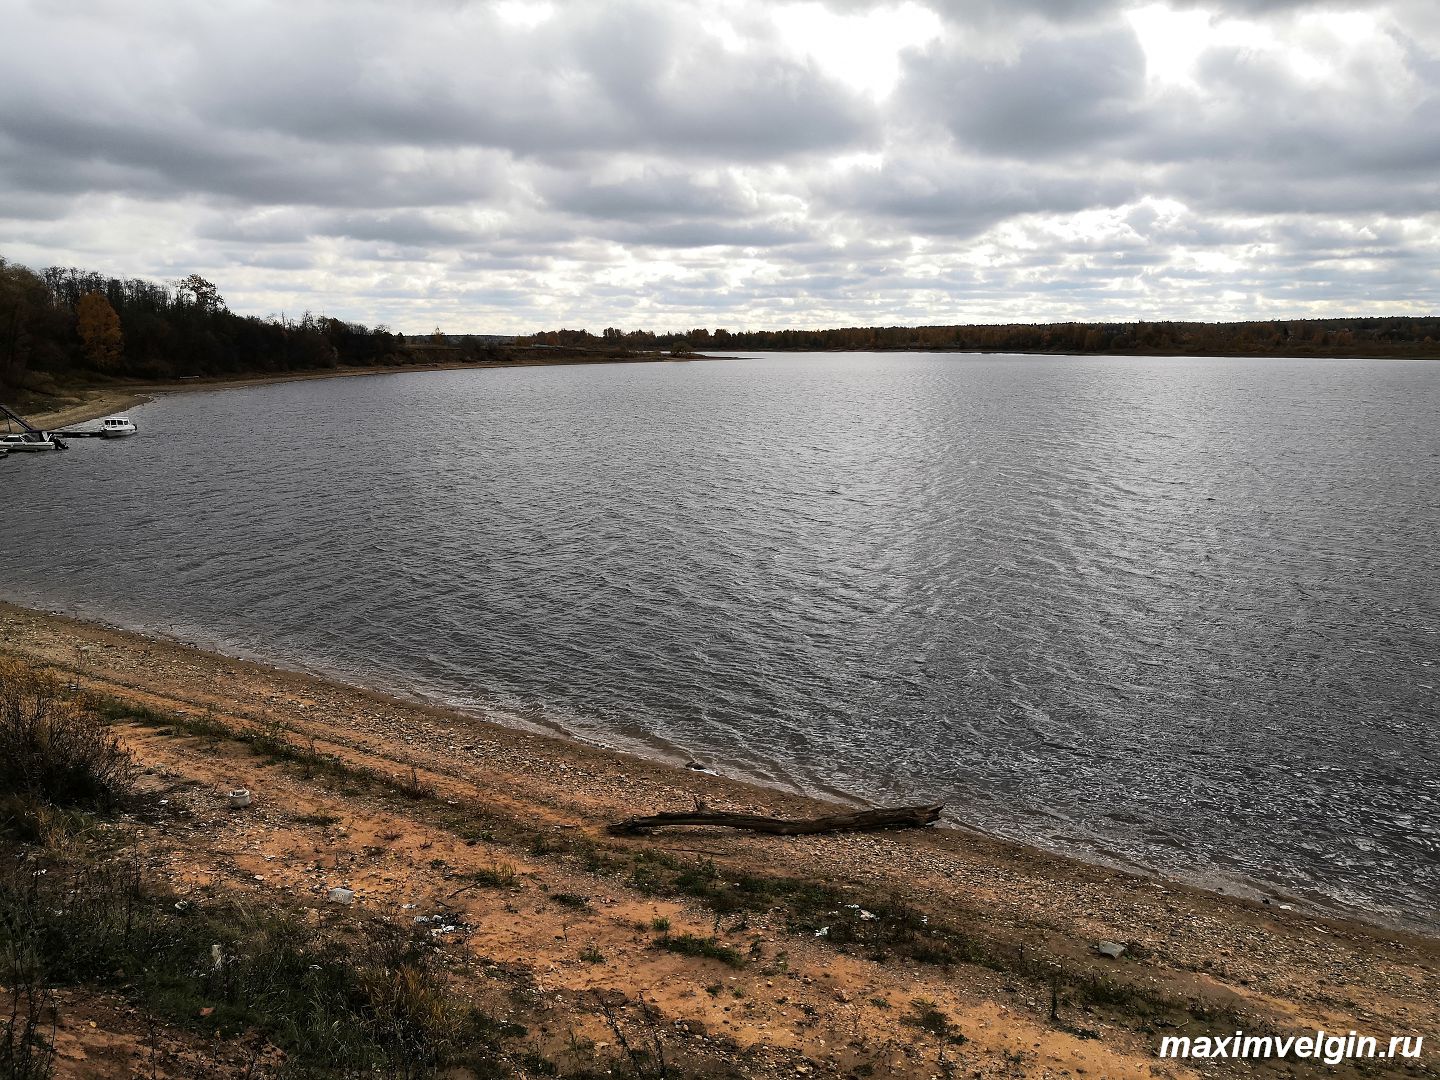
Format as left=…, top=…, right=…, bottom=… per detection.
left=3, top=353, right=1437, bottom=927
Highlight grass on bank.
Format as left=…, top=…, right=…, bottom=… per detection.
left=84, top=673, right=1248, bottom=1039
left=1, top=854, right=480, bottom=1078
left=651, top=934, right=745, bottom=969
left=0, top=660, right=133, bottom=847
left=0, top=659, right=562, bottom=1079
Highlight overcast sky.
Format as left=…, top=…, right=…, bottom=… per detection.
left=3, top=0, right=1437, bottom=333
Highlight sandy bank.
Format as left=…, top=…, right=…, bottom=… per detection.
left=1, top=600, right=1434, bottom=1077
left=16, top=388, right=156, bottom=430
left=17, top=352, right=726, bottom=430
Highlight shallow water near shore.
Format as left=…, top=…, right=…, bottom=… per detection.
left=3, top=352, right=1438, bottom=929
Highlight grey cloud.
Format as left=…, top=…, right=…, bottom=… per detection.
left=609, top=220, right=810, bottom=249
left=223, top=251, right=317, bottom=271
left=837, top=0, right=1394, bottom=24
left=1173, top=0, right=1390, bottom=11
left=541, top=170, right=758, bottom=222
left=0, top=108, right=508, bottom=209
left=454, top=251, right=560, bottom=273
left=1169, top=168, right=1440, bottom=217
left=900, top=25, right=1145, bottom=156
left=0, top=1, right=865, bottom=224
left=885, top=8, right=1440, bottom=221
left=1120, top=205, right=1260, bottom=248
left=819, top=155, right=1138, bottom=237
left=339, top=243, right=457, bottom=264
left=312, top=211, right=490, bottom=247
left=775, top=237, right=915, bottom=262
left=449, top=286, right=534, bottom=308
left=536, top=166, right=811, bottom=249
left=824, top=0, right=1116, bottom=28
left=0, top=183, right=75, bottom=222
left=200, top=211, right=313, bottom=244
left=184, top=3, right=872, bottom=160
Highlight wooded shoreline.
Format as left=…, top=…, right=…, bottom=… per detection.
left=5, top=255, right=1436, bottom=425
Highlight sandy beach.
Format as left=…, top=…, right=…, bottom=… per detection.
left=1, top=601, right=1434, bottom=1077
left=17, top=367, right=499, bottom=431
left=17, top=353, right=723, bottom=432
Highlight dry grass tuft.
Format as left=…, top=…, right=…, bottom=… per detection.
left=0, top=661, right=134, bottom=842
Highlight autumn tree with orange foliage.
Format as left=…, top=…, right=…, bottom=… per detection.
left=75, top=291, right=124, bottom=369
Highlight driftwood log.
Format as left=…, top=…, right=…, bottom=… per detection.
left=606, top=803, right=943, bottom=837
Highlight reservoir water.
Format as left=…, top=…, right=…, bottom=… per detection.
left=2, top=352, right=1437, bottom=929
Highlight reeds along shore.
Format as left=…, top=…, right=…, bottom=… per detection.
left=1, top=600, right=1437, bottom=1079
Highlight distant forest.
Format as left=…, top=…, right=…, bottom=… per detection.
left=0, top=256, right=500, bottom=398
left=4, top=254, right=1436, bottom=401
left=527, top=316, right=1440, bottom=358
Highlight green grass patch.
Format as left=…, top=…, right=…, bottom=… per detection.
left=651, top=934, right=745, bottom=969
left=467, top=862, right=520, bottom=889
left=0, top=849, right=517, bottom=1078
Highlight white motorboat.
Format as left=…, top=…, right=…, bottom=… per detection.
left=1, top=402, right=69, bottom=449
left=100, top=416, right=139, bottom=437
left=0, top=432, right=66, bottom=451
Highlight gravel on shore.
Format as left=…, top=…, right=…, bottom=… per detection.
left=2, top=600, right=1436, bottom=1078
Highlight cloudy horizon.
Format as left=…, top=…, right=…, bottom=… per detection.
left=3, top=0, right=1438, bottom=334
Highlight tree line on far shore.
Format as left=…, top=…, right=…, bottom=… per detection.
left=0, top=256, right=491, bottom=398
left=525, top=316, right=1440, bottom=358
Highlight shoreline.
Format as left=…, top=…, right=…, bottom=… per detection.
left=3, top=598, right=1436, bottom=1077
left=18, top=352, right=728, bottom=430
left=12, top=591, right=1420, bottom=936
left=7, top=594, right=1373, bottom=933
left=168, top=633, right=1379, bottom=928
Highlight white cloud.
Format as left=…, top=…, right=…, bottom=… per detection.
left=494, top=0, right=558, bottom=30
left=1126, top=4, right=1219, bottom=85
left=769, top=1, right=945, bottom=99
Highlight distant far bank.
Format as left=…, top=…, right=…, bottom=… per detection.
left=4, top=252, right=1435, bottom=420
left=530, top=316, right=1440, bottom=361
